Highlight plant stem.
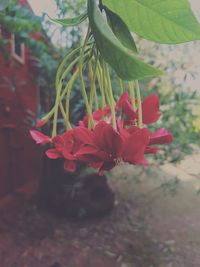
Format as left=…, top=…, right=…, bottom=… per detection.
left=96, top=64, right=106, bottom=115
left=60, top=103, right=69, bottom=129
left=65, top=69, right=80, bottom=130
left=89, top=60, right=98, bottom=110
left=105, top=63, right=116, bottom=129
left=128, top=81, right=135, bottom=110
left=79, top=27, right=94, bottom=128
left=135, top=80, right=143, bottom=128
left=55, top=46, right=81, bottom=89
left=119, top=78, right=124, bottom=95
left=52, top=81, right=62, bottom=137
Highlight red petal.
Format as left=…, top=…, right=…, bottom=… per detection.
left=75, top=146, right=110, bottom=162
left=52, top=135, right=64, bottom=150
left=46, top=149, right=62, bottom=159
left=62, top=131, right=75, bottom=150
left=145, top=146, right=158, bottom=154
left=99, top=161, right=116, bottom=172
left=149, top=128, right=173, bottom=145
left=30, top=130, right=51, bottom=145
left=138, top=93, right=160, bottom=125
left=116, top=91, right=130, bottom=110
left=35, top=119, right=46, bottom=128
left=122, top=128, right=150, bottom=164
left=64, top=160, right=76, bottom=172
left=73, top=127, right=94, bottom=145
left=93, top=122, right=123, bottom=156
left=116, top=92, right=135, bottom=121
left=90, top=161, right=103, bottom=170
left=62, top=150, right=75, bottom=160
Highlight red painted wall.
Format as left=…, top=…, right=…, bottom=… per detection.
left=0, top=29, right=42, bottom=197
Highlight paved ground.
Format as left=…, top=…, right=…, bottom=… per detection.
left=111, top=153, right=200, bottom=267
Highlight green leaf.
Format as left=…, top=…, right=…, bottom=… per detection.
left=87, top=0, right=163, bottom=81
left=47, top=12, right=87, bottom=27
left=103, top=0, right=200, bottom=44
left=0, top=0, right=9, bottom=11
left=105, top=7, right=137, bottom=53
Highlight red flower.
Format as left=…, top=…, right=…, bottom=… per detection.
left=79, top=106, right=111, bottom=127
left=74, top=121, right=150, bottom=174
left=149, top=128, right=173, bottom=145
left=30, top=130, right=51, bottom=145
left=145, top=128, right=173, bottom=155
left=46, top=130, right=79, bottom=172
left=121, top=126, right=150, bottom=166
left=35, top=119, right=46, bottom=128
left=116, top=92, right=161, bottom=125
left=138, top=93, right=161, bottom=125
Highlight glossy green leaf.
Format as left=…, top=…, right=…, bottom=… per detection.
left=105, top=7, right=137, bottom=53
left=0, top=0, right=9, bottom=11
left=103, top=0, right=200, bottom=44
left=87, top=0, right=163, bottom=81
left=47, top=12, right=87, bottom=27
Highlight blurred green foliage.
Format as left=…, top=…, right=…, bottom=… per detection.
left=143, top=87, right=200, bottom=164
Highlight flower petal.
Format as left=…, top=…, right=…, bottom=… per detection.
left=139, top=93, right=161, bottom=125
left=149, top=128, right=173, bottom=145
left=73, top=127, right=94, bottom=145
left=52, top=135, right=64, bottom=150
left=35, top=119, right=46, bottom=128
left=62, top=150, right=75, bottom=160
left=116, top=91, right=130, bottom=110
left=46, top=148, right=62, bottom=159
left=64, top=160, right=76, bottom=172
left=75, top=146, right=110, bottom=162
left=93, top=122, right=123, bottom=156
left=145, top=146, right=158, bottom=154
left=30, top=130, right=51, bottom=145
left=122, top=128, right=150, bottom=164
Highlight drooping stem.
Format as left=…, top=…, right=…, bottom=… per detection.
left=39, top=107, right=55, bottom=125
left=55, top=46, right=81, bottom=89
left=105, top=63, right=116, bottom=129
left=60, top=57, right=80, bottom=84
left=119, top=78, right=124, bottom=95
left=52, top=81, right=62, bottom=137
left=128, top=81, right=136, bottom=111
left=60, top=103, right=68, bottom=129
left=89, top=59, right=98, bottom=110
left=135, top=80, right=143, bottom=128
left=96, top=63, right=106, bottom=114
left=79, top=27, right=94, bottom=129
left=102, top=62, right=111, bottom=107
left=65, top=69, right=80, bottom=130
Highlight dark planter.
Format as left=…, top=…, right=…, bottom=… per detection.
left=39, top=157, right=115, bottom=218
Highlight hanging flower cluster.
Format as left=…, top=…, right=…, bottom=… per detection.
left=30, top=88, right=172, bottom=175
left=30, top=2, right=173, bottom=175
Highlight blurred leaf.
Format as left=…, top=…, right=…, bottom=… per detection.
left=103, top=0, right=200, bottom=44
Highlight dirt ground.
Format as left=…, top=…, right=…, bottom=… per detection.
left=0, top=154, right=200, bottom=267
